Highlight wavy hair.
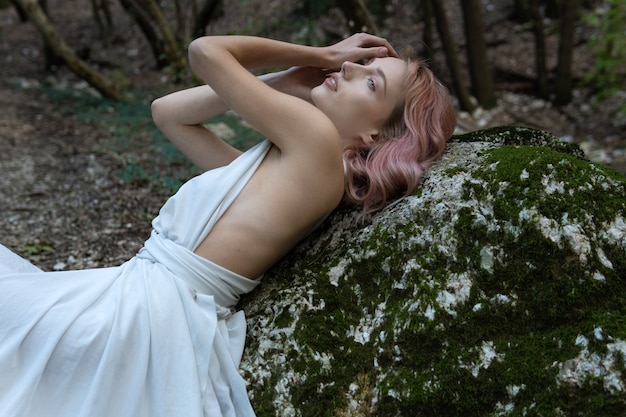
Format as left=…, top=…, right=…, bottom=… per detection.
left=342, top=59, right=456, bottom=218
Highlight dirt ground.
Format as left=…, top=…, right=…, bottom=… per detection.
left=0, top=0, right=624, bottom=271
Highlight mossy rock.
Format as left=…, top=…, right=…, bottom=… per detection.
left=240, top=126, right=626, bottom=417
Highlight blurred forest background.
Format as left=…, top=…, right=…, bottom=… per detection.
left=3, top=0, right=625, bottom=165
left=0, top=0, right=624, bottom=269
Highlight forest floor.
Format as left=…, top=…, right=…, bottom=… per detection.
left=0, top=0, right=624, bottom=271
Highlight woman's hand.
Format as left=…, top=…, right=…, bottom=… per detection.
left=323, top=33, right=398, bottom=70
left=264, top=66, right=328, bottom=102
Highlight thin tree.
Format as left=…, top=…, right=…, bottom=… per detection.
left=553, top=0, right=581, bottom=105
left=12, top=0, right=125, bottom=100
left=118, top=0, right=168, bottom=69
left=459, top=0, right=496, bottom=109
left=429, top=0, right=475, bottom=112
left=512, top=0, right=531, bottom=22
left=135, top=0, right=186, bottom=77
left=91, top=0, right=114, bottom=32
left=192, top=0, right=223, bottom=39
left=420, top=0, right=436, bottom=65
left=529, top=0, right=549, bottom=99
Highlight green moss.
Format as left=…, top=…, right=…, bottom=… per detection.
left=474, top=145, right=625, bottom=223
left=244, top=131, right=626, bottom=416
left=453, top=126, right=585, bottom=159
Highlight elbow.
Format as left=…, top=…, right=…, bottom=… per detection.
left=150, top=97, right=169, bottom=131
left=150, top=97, right=163, bottom=128
left=187, top=37, right=212, bottom=72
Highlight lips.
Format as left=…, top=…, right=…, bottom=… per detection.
left=325, top=74, right=338, bottom=91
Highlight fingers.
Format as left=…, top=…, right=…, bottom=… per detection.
left=352, top=32, right=398, bottom=57
left=324, top=33, right=399, bottom=70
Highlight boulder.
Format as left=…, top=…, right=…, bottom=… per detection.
left=240, top=127, right=626, bottom=417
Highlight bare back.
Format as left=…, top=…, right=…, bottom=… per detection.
left=194, top=144, right=344, bottom=279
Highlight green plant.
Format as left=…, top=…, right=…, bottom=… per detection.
left=583, top=0, right=626, bottom=109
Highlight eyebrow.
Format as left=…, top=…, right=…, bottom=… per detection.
left=368, top=58, right=387, bottom=96
left=377, top=67, right=387, bottom=96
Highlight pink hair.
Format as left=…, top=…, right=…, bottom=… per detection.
left=343, top=60, right=456, bottom=218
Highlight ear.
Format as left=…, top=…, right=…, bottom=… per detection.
left=359, top=129, right=379, bottom=146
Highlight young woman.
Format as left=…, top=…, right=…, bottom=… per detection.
left=0, top=34, right=455, bottom=417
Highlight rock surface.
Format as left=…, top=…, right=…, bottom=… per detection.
left=239, top=127, right=626, bottom=417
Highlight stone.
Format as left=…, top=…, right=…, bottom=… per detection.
left=240, top=126, right=626, bottom=417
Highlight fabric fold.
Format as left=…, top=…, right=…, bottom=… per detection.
left=0, top=140, right=273, bottom=417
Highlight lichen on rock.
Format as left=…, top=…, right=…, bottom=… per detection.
left=240, top=126, right=626, bottom=417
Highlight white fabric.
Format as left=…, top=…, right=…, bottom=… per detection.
left=0, top=140, right=272, bottom=417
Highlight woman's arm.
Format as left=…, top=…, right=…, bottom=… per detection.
left=153, top=34, right=396, bottom=171
left=151, top=67, right=328, bottom=171
left=186, top=35, right=396, bottom=156
left=151, top=84, right=239, bottom=171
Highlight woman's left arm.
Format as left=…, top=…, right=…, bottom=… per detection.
left=186, top=34, right=396, bottom=156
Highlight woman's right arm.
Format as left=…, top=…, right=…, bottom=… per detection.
left=151, top=84, right=239, bottom=171
left=151, top=67, right=327, bottom=171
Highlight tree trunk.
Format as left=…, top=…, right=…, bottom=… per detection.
left=512, top=0, right=531, bottom=22
left=136, top=0, right=187, bottom=78
left=335, top=0, right=380, bottom=35
left=118, top=0, right=168, bottom=69
left=460, top=0, right=497, bottom=109
left=12, top=0, right=125, bottom=100
left=553, top=0, right=581, bottom=105
left=91, top=0, right=114, bottom=32
left=192, top=0, right=223, bottom=39
left=530, top=0, right=549, bottom=99
left=9, top=0, right=29, bottom=21
left=420, top=0, right=436, bottom=65
left=430, top=0, right=475, bottom=112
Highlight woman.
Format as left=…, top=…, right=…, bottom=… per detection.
left=0, top=34, right=455, bottom=417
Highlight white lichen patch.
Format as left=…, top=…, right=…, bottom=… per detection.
left=493, top=384, right=527, bottom=415
left=541, top=173, right=565, bottom=194
left=602, top=215, right=626, bottom=249
left=242, top=281, right=320, bottom=408
left=328, top=258, right=350, bottom=286
left=490, top=293, right=517, bottom=306
left=436, top=272, right=473, bottom=317
left=424, top=304, right=436, bottom=321
left=458, top=341, right=505, bottom=377
left=337, top=375, right=379, bottom=416
left=519, top=207, right=594, bottom=265
left=520, top=168, right=530, bottom=180
left=596, top=247, right=613, bottom=269
left=272, top=371, right=304, bottom=417
left=311, top=351, right=334, bottom=372
left=556, top=335, right=626, bottom=394
left=480, top=245, right=495, bottom=273
left=347, top=302, right=387, bottom=345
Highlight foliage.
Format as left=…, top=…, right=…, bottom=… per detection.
left=20, top=241, right=53, bottom=255
left=582, top=0, right=626, bottom=108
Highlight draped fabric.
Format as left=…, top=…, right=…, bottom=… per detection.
left=0, top=140, right=272, bottom=417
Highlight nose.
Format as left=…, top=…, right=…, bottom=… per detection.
left=341, top=61, right=361, bottom=79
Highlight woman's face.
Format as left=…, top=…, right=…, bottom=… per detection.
left=311, top=57, right=408, bottom=147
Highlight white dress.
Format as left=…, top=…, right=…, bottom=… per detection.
left=0, top=140, right=272, bottom=417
